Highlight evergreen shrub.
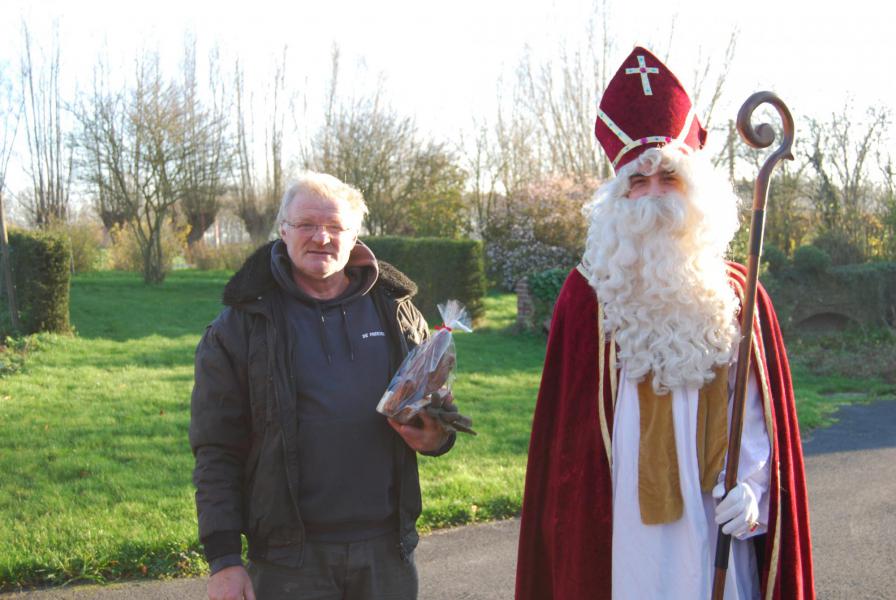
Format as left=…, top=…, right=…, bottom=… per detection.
left=525, top=267, right=569, bottom=331
left=792, top=244, right=831, bottom=276
left=1, top=230, right=71, bottom=336
left=761, top=244, right=788, bottom=277
left=363, top=236, right=486, bottom=326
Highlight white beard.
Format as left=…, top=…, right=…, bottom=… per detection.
left=583, top=187, right=740, bottom=395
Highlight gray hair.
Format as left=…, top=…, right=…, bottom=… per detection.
left=276, top=171, right=369, bottom=229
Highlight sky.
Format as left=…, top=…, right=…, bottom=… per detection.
left=1, top=0, right=893, bottom=194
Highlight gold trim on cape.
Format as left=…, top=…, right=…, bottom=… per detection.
left=597, top=302, right=613, bottom=468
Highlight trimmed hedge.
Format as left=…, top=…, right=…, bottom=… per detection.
left=363, top=236, right=486, bottom=326
left=762, top=260, right=896, bottom=333
left=829, top=262, right=896, bottom=327
left=1, top=230, right=71, bottom=336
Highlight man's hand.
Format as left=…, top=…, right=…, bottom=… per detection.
left=208, top=565, right=255, bottom=600
left=713, top=481, right=760, bottom=537
left=388, top=409, right=450, bottom=453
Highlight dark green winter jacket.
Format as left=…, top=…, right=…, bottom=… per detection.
left=190, top=241, right=452, bottom=567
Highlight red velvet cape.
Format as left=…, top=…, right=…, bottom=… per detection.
left=515, top=264, right=815, bottom=599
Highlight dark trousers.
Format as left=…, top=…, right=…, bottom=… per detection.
left=247, top=533, right=418, bottom=600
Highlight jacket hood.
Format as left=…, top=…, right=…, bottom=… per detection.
left=270, top=240, right=377, bottom=304
left=222, top=240, right=418, bottom=307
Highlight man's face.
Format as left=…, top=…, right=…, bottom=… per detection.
left=625, top=169, right=686, bottom=200
left=279, top=192, right=360, bottom=286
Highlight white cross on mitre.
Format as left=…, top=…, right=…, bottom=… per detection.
left=625, top=55, right=660, bottom=96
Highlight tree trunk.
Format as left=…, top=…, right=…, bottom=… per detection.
left=141, top=223, right=166, bottom=284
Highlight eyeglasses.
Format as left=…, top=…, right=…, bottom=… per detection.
left=282, top=221, right=355, bottom=236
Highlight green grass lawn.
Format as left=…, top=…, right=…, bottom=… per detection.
left=0, top=270, right=892, bottom=590
left=786, top=362, right=894, bottom=430
left=0, top=271, right=230, bottom=589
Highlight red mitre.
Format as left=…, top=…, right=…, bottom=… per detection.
left=595, top=46, right=707, bottom=172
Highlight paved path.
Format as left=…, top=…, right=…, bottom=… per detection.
left=3, top=399, right=894, bottom=599
left=801, top=399, right=896, bottom=600
left=0, top=520, right=519, bottom=600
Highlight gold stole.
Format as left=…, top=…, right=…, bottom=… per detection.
left=637, top=365, right=729, bottom=524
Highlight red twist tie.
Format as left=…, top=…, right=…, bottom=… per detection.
left=434, top=324, right=452, bottom=332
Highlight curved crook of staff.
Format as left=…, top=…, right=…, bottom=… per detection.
left=711, top=92, right=794, bottom=600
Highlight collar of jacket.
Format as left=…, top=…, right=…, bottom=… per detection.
left=221, top=241, right=419, bottom=309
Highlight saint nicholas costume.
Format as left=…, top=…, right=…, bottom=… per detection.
left=514, top=48, right=814, bottom=600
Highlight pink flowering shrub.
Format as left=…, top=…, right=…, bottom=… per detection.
left=484, top=175, right=599, bottom=290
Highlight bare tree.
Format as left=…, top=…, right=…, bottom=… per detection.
left=19, top=22, right=73, bottom=228
left=690, top=31, right=738, bottom=134
left=728, top=123, right=814, bottom=255
left=307, top=50, right=467, bottom=236
left=879, top=152, right=895, bottom=259
left=129, top=57, right=193, bottom=283
left=507, top=0, right=619, bottom=184
left=762, top=161, right=814, bottom=256
left=488, top=8, right=738, bottom=196
left=75, top=54, right=195, bottom=283
left=232, top=50, right=287, bottom=244
left=515, top=42, right=604, bottom=181
left=234, top=47, right=289, bottom=244
left=178, top=40, right=232, bottom=246
left=74, top=63, right=135, bottom=231
left=461, top=121, right=504, bottom=238
left=462, top=94, right=543, bottom=242
left=490, top=87, right=543, bottom=197
left=467, top=4, right=608, bottom=252
left=806, top=105, right=891, bottom=259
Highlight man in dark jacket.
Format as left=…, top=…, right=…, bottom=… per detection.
left=190, top=172, right=455, bottom=600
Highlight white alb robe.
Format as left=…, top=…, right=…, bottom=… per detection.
left=611, top=363, right=771, bottom=600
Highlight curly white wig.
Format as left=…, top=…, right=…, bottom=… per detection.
left=582, top=146, right=741, bottom=394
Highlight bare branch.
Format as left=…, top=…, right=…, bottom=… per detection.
left=19, top=20, right=73, bottom=227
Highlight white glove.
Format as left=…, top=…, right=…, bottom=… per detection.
left=713, top=481, right=760, bottom=537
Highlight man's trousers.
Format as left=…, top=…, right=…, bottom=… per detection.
left=247, top=532, right=417, bottom=599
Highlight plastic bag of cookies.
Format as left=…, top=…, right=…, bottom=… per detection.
left=376, top=300, right=475, bottom=434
